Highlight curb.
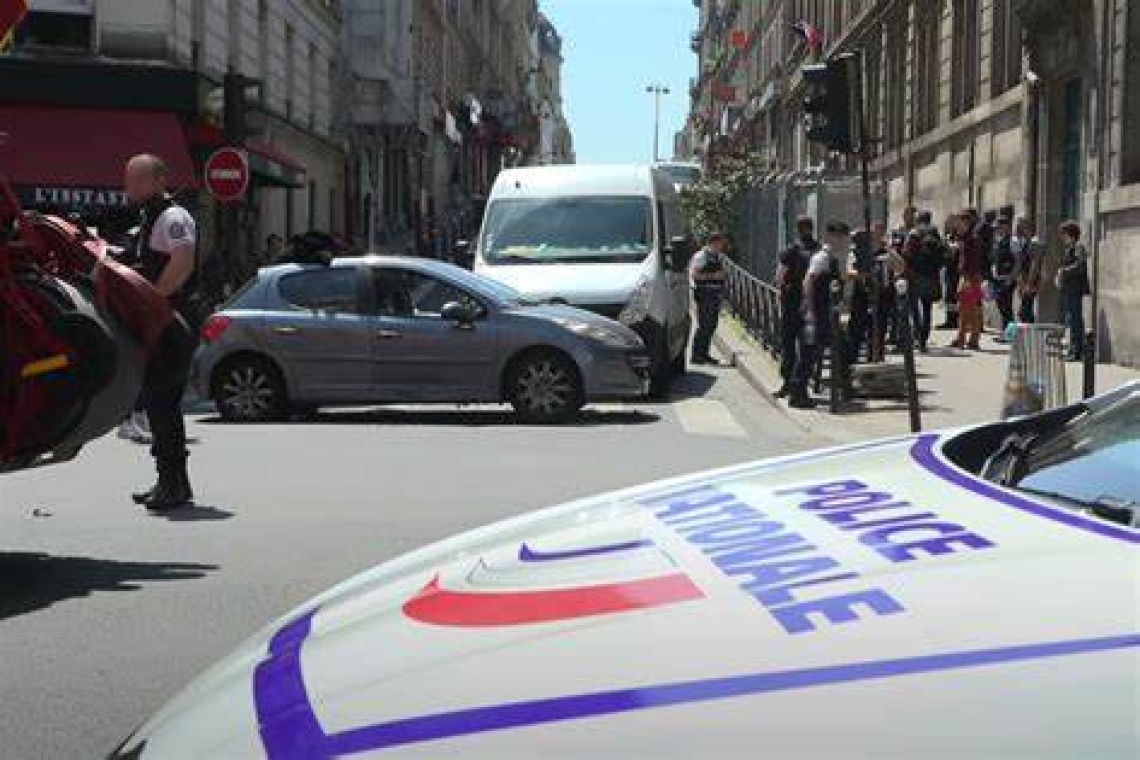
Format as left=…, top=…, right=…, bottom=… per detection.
left=712, top=325, right=827, bottom=439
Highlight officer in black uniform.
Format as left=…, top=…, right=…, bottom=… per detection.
left=689, top=231, right=728, bottom=365
left=774, top=217, right=819, bottom=397
left=790, top=221, right=847, bottom=409
left=124, top=154, right=199, bottom=511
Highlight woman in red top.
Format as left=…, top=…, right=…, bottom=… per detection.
left=951, top=210, right=985, bottom=350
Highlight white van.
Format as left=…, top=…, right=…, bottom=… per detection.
left=473, top=165, right=693, bottom=394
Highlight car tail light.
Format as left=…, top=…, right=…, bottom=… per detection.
left=201, top=315, right=232, bottom=343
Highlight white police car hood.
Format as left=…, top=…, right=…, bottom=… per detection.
left=119, top=434, right=1138, bottom=759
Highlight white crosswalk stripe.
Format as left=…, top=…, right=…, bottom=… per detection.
left=671, top=398, right=748, bottom=438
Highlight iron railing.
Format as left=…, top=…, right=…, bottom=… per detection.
left=723, top=257, right=782, bottom=359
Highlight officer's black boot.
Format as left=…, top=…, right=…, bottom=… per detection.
left=132, top=483, right=158, bottom=505
left=774, top=382, right=791, bottom=398
left=146, top=459, right=194, bottom=511
left=788, top=385, right=815, bottom=409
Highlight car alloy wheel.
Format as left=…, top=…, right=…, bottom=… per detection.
left=509, top=353, right=583, bottom=423
left=214, top=357, right=286, bottom=423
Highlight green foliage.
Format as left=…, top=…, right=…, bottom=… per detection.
left=679, top=152, right=769, bottom=239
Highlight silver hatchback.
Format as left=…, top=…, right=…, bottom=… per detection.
left=191, top=256, right=651, bottom=423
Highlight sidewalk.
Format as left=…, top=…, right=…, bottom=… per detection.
left=714, top=314, right=1140, bottom=444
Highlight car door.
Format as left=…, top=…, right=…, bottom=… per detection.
left=370, top=266, right=500, bottom=401
left=263, top=266, right=376, bottom=401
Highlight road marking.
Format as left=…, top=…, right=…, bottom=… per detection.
left=672, top=398, right=747, bottom=438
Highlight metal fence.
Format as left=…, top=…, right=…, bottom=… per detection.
left=723, top=257, right=782, bottom=358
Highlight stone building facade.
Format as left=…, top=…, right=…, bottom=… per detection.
left=689, top=0, right=1140, bottom=365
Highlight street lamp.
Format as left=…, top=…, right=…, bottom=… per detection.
left=646, top=84, right=671, bottom=162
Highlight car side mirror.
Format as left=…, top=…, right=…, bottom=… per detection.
left=665, top=235, right=693, bottom=272
left=441, top=300, right=478, bottom=325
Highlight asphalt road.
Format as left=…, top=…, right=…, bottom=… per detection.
left=0, top=365, right=819, bottom=758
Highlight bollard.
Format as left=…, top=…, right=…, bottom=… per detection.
left=1082, top=329, right=1096, bottom=400
left=895, top=280, right=923, bottom=433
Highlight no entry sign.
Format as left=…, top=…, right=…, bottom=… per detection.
left=204, top=147, right=250, bottom=202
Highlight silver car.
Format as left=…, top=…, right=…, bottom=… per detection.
left=191, top=256, right=651, bottom=423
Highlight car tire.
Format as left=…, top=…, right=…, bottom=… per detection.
left=212, top=355, right=287, bottom=423
left=506, top=350, right=584, bottom=424
left=647, top=324, right=673, bottom=399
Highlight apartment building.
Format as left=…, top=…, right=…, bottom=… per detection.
left=1, top=0, right=346, bottom=276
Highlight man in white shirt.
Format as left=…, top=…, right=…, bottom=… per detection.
left=124, top=154, right=199, bottom=511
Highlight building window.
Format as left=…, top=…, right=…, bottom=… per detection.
left=308, top=181, right=317, bottom=231
left=884, top=15, right=907, bottom=148
left=227, top=0, right=240, bottom=71
left=991, top=0, right=1022, bottom=97
left=864, top=39, right=882, bottom=145
left=258, top=0, right=269, bottom=94
left=308, top=42, right=318, bottom=131
left=284, top=24, right=295, bottom=120
left=952, top=0, right=979, bottom=116
left=1124, top=1, right=1140, bottom=183
left=914, top=6, right=941, bottom=135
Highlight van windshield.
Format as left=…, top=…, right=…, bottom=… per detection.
left=481, top=196, right=653, bottom=264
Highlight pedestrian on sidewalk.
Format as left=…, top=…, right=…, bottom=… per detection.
left=902, top=210, right=944, bottom=353
left=791, top=221, right=847, bottom=409
left=689, top=231, right=729, bottom=365
left=1013, top=218, right=1044, bottom=323
left=774, top=217, right=819, bottom=396
left=1055, top=220, right=1091, bottom=361
left=951, top=210, right=985, bottom=351
left=872, top=221, right=898, bottom=357
left=938, top=213, right=961, bottom=329
left=123, top=154, right=199, bottom=511
left=990, top=211, right=1017, bottom=338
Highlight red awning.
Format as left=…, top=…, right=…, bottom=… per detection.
left=0, top=105, right=199, bottom=191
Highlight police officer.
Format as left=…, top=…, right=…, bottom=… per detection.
left=790, top=221, right=848, bottom=409
left=124, top=154, right=199, bottom=511
left=774, top=217, right=819, bottom=397
left=689, top=231, right=728, bottom=365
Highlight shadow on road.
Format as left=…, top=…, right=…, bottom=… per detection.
left=640, top=369, right=721, bottom=406
left=0, top=552, right=216, bottom=620
left=148, top=504, right=234, bottom=522
left=201, top=406, right=660, bottom=428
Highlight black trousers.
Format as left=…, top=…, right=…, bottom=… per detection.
left=779, top=310, right=802, bottom=381
left=1017, top=291, right=1037, bottom=323
left=692, top=293, right=721, bottom=360
left=908, top=294, right=935, bottom=347
left=140, top=316, right=196, bottom=475
left=1063, top=290, right=1086, bottom=358
left=994, top=281, right=1015, bottom=327
left=846, top=287, right=871, bottom=365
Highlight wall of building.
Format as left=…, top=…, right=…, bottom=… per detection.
left=691, top=0, right=1140, bottom=366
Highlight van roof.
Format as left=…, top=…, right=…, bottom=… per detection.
left=490, top=164, right=666, bottom=198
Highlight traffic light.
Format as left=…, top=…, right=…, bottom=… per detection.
left=802, top=53, right=861, bottom=153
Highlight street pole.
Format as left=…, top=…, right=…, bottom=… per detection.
left=646, top=84, right=670, bottom=162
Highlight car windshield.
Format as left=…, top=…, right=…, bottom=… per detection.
left=431, top=262, right=527, bottom=305
left=658, top=165, right=700, bottom=188
left=995, top=389, right=1139, bottom=526
left=481, top=196, right=653, bottom=264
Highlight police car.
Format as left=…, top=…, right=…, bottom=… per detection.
left=113, top=384, right=1138, bottom=758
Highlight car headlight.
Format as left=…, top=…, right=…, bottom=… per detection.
left=556, top=318, right=639, bottom=349
left=618, top=275, right=653, bottom=326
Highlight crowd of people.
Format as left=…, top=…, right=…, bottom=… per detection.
left=772, top=205, right=1092, bottom=410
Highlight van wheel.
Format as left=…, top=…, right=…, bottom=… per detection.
left=507, top=351, right=584, bottom=423
left=647, top=325, right=673, bottom=398
left=212, top=356, right=287, bottom=423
